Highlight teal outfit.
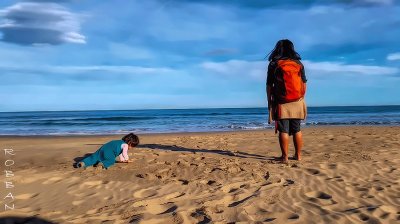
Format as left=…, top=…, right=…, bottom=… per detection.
left=81, top=140, right=125, bottom=169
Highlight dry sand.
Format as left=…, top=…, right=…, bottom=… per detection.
left=0, top=126, right=399, bottom=223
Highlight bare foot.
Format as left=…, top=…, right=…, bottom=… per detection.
left=273, top=156, right=288, bottom=162
left=294, top=155, right=302, bottom=161
left=277, top=156, right=289, bottom=164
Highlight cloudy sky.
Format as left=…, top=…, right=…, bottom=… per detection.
left=0, top=0, right=399, bottom=112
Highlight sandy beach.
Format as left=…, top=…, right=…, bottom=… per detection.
left=1, top=126, right=399, bottom=223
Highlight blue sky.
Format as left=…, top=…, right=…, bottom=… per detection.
left=0, top=0, right=399, bottom=112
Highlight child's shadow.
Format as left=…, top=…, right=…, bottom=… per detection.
left=140, top=144, right=274, bottom=161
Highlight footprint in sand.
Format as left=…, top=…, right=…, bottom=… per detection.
left=266, top=211, right=300, bottom=222
left=288, top=214, right=300, bottom=220
left=136, top=173, right=147, bottom=178
left=264, top=218, right=277, bottom=222
left=306, top=168, right=320, bottom=175
left=283, top=179, right=295, bottom=187
left=305, top=191, right=332, bottom=200
left=358, top=213, right=371, bottom=222
left=328, top=164, right=337, bottom=169
left=191, top=208, right=212, bottom=223
left=200, top=180, right=218, bottom=186
left=355, top=187, right=369, bottom=192
left=178, top=179, right=189, bottom=185
left=146, top=202, right=177, bottom=215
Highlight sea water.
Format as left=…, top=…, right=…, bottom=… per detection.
left=0, top=106, right=399, bottom=135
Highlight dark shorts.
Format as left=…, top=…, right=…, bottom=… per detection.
left=277, top=119, right=302, bottom=135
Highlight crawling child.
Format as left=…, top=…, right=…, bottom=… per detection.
left=75, top=133, right=139, bottom=170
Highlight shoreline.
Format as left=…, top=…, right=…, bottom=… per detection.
left=1, top=125, right=399, bottom=138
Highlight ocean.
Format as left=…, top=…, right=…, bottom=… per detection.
left=1, top=106, right=400, bottom=135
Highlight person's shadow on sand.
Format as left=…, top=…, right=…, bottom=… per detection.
left=140, top=144, right=275, bottom=161
left=72, top=144, right=281, bottom=168
left=0, top=216, right=55, bottom=224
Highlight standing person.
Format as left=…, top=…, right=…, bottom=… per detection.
left=266, top=39, right=307, bottom=163
left=75, top=133, right=139, bottom=170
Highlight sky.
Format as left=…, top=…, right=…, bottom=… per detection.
left=0, top=0, right=400, bottom=112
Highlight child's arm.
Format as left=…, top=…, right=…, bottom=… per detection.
left=119, top=144, right=130, bottom=162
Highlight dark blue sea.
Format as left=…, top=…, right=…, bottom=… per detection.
left=1, top=106, right=400, bottom=135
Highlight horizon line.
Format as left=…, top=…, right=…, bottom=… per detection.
left=1, top=104, right=400, bottom=113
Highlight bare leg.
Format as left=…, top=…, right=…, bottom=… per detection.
left=293, top=131, right=303, bottom=161
left=279, top=132, right=289, bottom=163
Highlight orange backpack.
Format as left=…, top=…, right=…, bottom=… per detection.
left=273, top=59, right=306, bottom=103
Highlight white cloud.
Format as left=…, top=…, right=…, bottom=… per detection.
left=308, top=6, right=344, bottom=15
left=303, top=60, right=399, bottom=75
left=362, top=0, right=393, bottom=5
left=49, top=65, right=174, bottom=74
left=201, top=59, right=399, bottom=80
left=201, top=60, right=266, bottom=80
left=387, top=52, right=400, bottom=61
left=0, top=2, right=85, bottom=45
left=0, top=64, right=176, bottom=76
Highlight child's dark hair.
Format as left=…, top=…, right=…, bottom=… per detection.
left=122, top=133, right=139, bottom=147
left=268, top=39, right=301, bottom=61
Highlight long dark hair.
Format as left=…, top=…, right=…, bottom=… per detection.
left=267, top=39, right=301, bottom=61
left=122, top=133, right=140, bottom=147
